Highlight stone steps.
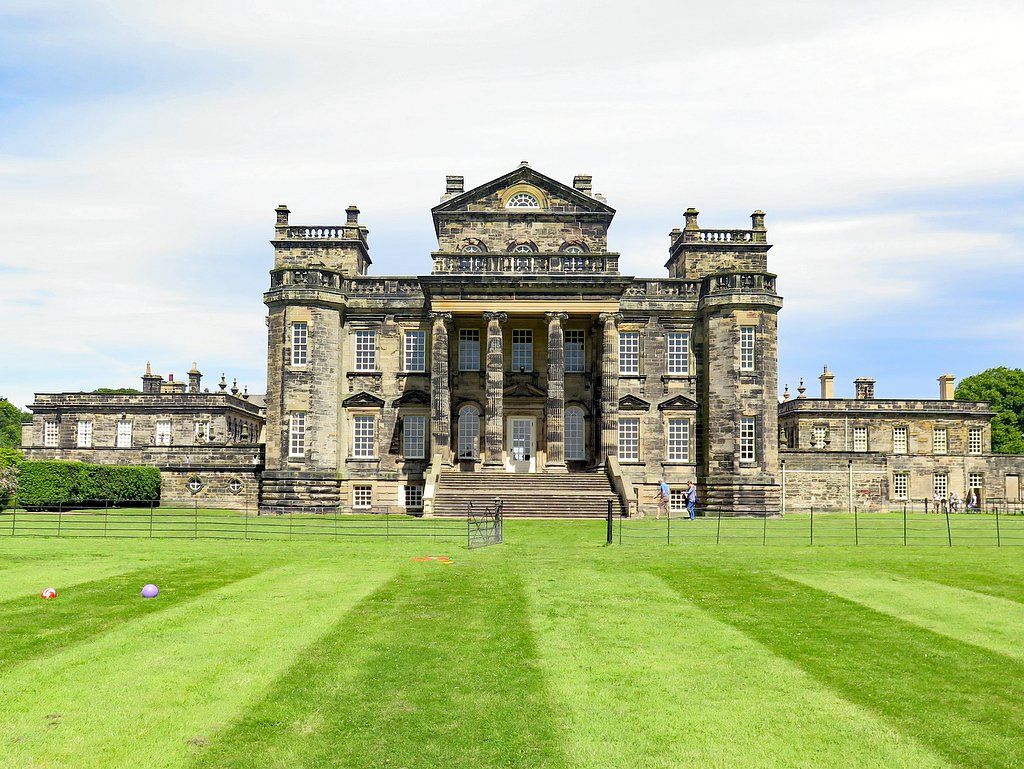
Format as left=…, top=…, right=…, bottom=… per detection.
left=435, top=471, right=623, bottom=518
left=260, top=476, right=341, bottom=513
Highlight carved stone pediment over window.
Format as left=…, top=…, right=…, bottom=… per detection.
left=658, top=395, right=699, bottom=411
left=391, top=390, right=430, bottom=407
left=618, top=394, right=651, bottom=411
left=503, top=382, right=547, bottom=399
left=342, top=392, right=385, bottom=409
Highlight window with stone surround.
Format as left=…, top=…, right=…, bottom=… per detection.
left=353, top=485, right=372, bottom=509
left=565, top=406, right=585, bottom=461
left=291, top=322, right=308, bottom=366
left=812, top=425, right=828, bottom=449
left=670, top=488, right=686, bottom=512
left=506, top=192, right=539, bottom=208
left=933, top=427, right=947, bottom=455
left=403, top=415, right=426, bottom=459
left=968, top=427, right=983, bottom=455
left=618, top=417, right=640, bottom=461
left=44, top=420, right=58, bottom=447
left=459, top=329, right=480, bottom=371
left=893, top=426, right=908, bottom=454
left=404, top=484, right=424, bottom=510
left=619, top=332, right=640, bottom=375
left=458, top=405, right=480, bottom=460
left=933, top=472, right=948, bottom=499
left=853, top=426, right=868, bottom=452
left=667, top=332, right=689, bottom=375
left=512, top=329, right=533, bottom=371
left=155, top=420, right=171, bottom=446
left=404, top=330, right=426, bottom=372
left=893, top=472, right=908, bottom=500
left=354, top=330, right=377, bottom=371
left=968, top=472, right=984, bottom=492
left=289, top=412, right=306, bottom=457
left=76, top=420, right=93, bottom=448
left=667, top=418, right=690, bottom=462
left=564, top=330, right=585, bottom=373
left=352, top=415, right=376, bottom=458
left=194, top=421, right=211, bottom=443
left=739, top=417, right=756, bottom=462
left=739, top=326, right=756, bottom=371
left=116, top=420, right=132, bottom=448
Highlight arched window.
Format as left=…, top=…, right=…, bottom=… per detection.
left=563, top=244, right=585, bottom=254
left=458, top=405, right=481, bottom=460
left=462, top=244, right=482, bottom=253
left=506, top=192, right=539, bottom=208
left=565, top=407, right=585, bottom=461
left=511, top=244, right=534, bottom=253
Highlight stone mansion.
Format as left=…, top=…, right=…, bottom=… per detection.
left=21, top=163, right=1024, bottom=515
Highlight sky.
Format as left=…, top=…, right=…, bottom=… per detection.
left=1, top=0, right=1023, bottom=410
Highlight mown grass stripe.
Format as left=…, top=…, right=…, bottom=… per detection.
left=193, top=562, right=569, bottom=769
left=783, top=571, right=1024, bottom=662
left=659, top=567, right=1024, bottom=769
left=0, top=554, right=154, bottom=603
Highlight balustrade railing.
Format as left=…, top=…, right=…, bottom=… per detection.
left=283, top=226, right=346, bottom=239
left=431, top=253, right=618, bottom=274
left=683, top=229, right=763, bottom=243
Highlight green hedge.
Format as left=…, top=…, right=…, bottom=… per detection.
left=17, top=461, right=160, bottom=507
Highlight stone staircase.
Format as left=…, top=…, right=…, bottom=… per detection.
left=259, top=473, right=341, bottom=513
left=434, top=471, right=624, bottom=518
left=700, top=480, right=782, bottom=517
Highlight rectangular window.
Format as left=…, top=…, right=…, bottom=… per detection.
left=155, top=420, right=171, bottom=446
left=193, top=421, right=211, bottom=442
left=618, top=417, right=640, bottom=462
left=933, top=473, right=948, bottom=499
left=893, top=426, right=908, bottom=454
left=933, top=427, right=947, bottom=455
left=354, top=330, right=377, bottom=371
left=968, top=472, right=984, bottom=491
left=812, top=425, right=828, bottom=449
left=667, top=332, right=690, bottom=375
left=853, top=426, right=868, bottom=452
left=404, top=330, right=426, bottom=372
left=43, top=420, right=58, bottom=447
left=353, top=415, right=376, bottom=458
left=564, top=329, right=585, bottom=373
left=291, top=322, right=308, bottom=366
left=76, top=420, right=93, bottom=448
left=968, top=427, right=983, bottom=455
left=667, top=418, right=690, bottom=462
left=739, top=327, right=756, bottom=371
left=512, top=329, right=533, bottom=371
left=739, top=417, right=756, bottom=462
left=353, top=485, right=372, bottom=509
left=619, top=332, right=640, bottom=375
left=116, top=420, right=132, bottom=448
left=459, top=329, right=480, bottom=371
left=893, top=472, right=908, bottom=500
left=403, top=415, right=426, bottom=459
left=564, top=408, right=585, bottom=461
left=670, top=488, right=686, bottom=512
left=288, top=412, right=306, bottom=457
left=403, top=484, right=424, bottom=510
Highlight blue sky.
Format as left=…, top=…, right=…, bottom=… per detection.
left=1, top=1, right=1023, bottom=409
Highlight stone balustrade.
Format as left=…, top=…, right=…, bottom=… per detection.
left=269, top=270, right=423, bottom=297
left=431, top=253, right=619, bottom=274
left=707, top=272, right=777, bottom=294
left=282, top=225, right=346, bottom=239
left=683, top=228, right=766, bottom=244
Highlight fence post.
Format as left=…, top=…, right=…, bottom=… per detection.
left=762, top=511, right=768, bottom=546
left=57, top=505, right=62, bottom=538
left=386, top=509, right=390, bottom=540
left=194, top=500, right=199, bottom=540
left=289, top=513, right=293, bottom=540
left=104, top=500, right=109, bottom=538
left=945, top=505, right=952, bottom=547
left=149, top=500, right=154, bottom=538
left=10, top=506, right=15, bottom=537
left=618, top=510, right=622, bottom=545
left=903, top=504, right=907, bottom=546
left=995, top=504, right=1001, bottom=547
left=606, top=499, right=613, bottom=545
left=716, top=506, right=722, bottom=545
left=854, top=505, right=859, bottom=546
left=667, top=506, right=672, bottom=545
left=810, top=506, right=814, bottom=546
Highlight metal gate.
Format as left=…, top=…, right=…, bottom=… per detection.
left=467, top=498, right=503, bottom=549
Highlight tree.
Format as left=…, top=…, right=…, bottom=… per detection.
left=0, top=399, right=30, bottom=449
left=956, top=368, right=1024, bottom=454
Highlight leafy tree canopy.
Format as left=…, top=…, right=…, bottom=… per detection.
left=0, top=399, right=31, bottom=448
left=956, top=367, right=1024, bottom=454
left=92, top=388, right=142, bottom=394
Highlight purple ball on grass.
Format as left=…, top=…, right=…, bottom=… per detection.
left=141, top=584, right=159, bottom=599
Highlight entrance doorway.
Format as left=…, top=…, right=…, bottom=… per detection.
left=506, top=416, right=536, bottom=473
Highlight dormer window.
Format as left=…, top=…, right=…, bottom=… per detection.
left=506, top=192, right=539, bottom=208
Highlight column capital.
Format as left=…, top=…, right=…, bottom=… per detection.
left=483, top=311, right=508, bottom=323
left=545, top=311, right=569, bottom=323
left=598, top=312, right=622, bottom=326
left=429, top=311, right=453, bottom=323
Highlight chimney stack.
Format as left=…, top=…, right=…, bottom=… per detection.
left=683, top=207, right=700, bottom=232
left=446, top=175, right=464, bottom=195
left=819, top=365, right=835, bottom=399
left=141, top=361, right=162, bottom=395
left=854, top=377, right=876, bottom=400
left=345, top=205, right=359, bottom=225
left=275, top=204, right=290, bottom=227
left=188, top=362, right=202, bottom=394
left=938, top=374, right=956, bottom=401
left=573, top=174, right=593, bottom=194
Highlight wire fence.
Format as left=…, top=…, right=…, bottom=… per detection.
left=611, top=504, right=1024, bottom=547
left=0, top=500, right=476, bottom=544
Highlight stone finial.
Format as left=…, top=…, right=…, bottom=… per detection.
left=782, top=384, right=790, bottom=401
left=854, top=377, right=876, bottom=400
left=346, top=205, right=359, bottom=225
left=819, top=365, right=835, bottom=399
left=219, top=374, right=227, bottom=392
left=275, top=204, right=290, bottom=226
left=797, top=378, right=807, bottom=399
left=683, top=207, right=700, bottom=232
left=242, top=385, right=249, bottom=400
left=519, top=160, right=530, bottom=167
left=446, top=175, right=464, bottom=195
left=145, top=361, right=152, bottom=375
left=230, top=378, right=239, bottom=396
left=573, top=174, right=593, bottom=194
left=938, top=373, right=956, bottom=401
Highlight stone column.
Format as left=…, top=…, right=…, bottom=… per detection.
left=598, top=312, right=621, bottom=465
left=429, top=312, right=452, bottom=458
left=545, top=312, right=568, bottom=472
left=483, top=312, right=507, bottom=467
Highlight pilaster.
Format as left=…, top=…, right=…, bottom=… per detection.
left=483, top=311, right=507, bottom=467
left=545, top=312, right=568, bottom=471
left=598, top=312, right=621, bottom=465
left=429, top=312, right=452, bottom=458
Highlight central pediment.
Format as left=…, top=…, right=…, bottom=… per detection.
left=503, top=381, right=547, bottom=399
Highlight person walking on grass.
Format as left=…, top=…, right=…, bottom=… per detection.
left=656, top=478, right=670, bottom=519
left=685, top=481, right=698, bottom=520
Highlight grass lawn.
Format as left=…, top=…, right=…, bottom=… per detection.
left=1, top=519, right=1022, bottom=768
